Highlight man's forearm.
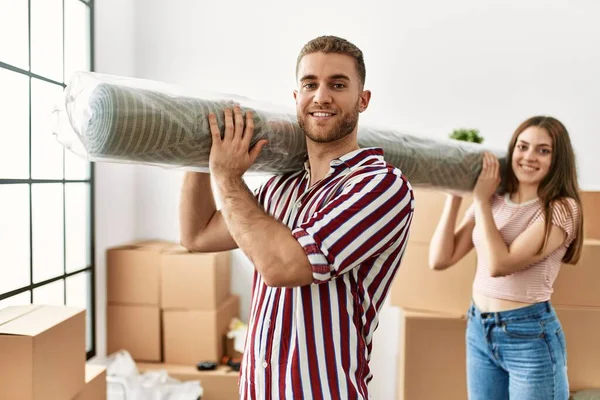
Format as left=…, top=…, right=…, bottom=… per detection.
left=214, top=176, right=312, bottom=286
left=179, top=172, right=217, bottom=247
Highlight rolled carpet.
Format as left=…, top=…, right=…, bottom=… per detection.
left=55, top=71, right=507, bottom=192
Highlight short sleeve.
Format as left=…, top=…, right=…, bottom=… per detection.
left=533, top=198, right=580, bottom=243
left=292, top=172, right=414, bottom=284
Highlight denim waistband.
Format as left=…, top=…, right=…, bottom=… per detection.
left=469, top=300, right=555, bottom=323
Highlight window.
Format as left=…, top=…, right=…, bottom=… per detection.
left=0, top=0, right=96, bottom=359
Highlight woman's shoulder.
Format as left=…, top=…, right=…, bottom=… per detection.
left=551, top=196, right=580, bottom=217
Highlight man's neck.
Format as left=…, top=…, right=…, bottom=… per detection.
left=305, top=134, right=360, bottom=186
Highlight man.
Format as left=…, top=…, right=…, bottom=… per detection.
left=180, top=35, right=414, bottom=399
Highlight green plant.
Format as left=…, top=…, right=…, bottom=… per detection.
left=449, top=128, right=484, bottom=144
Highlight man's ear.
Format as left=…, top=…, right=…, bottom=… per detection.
left=359, top=90, right=371, bottom=113
left=293, top=90, right=298, bottom=102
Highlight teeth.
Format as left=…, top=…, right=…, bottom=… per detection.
left=520, top=165, right=537, bottom=171
left=313, top=112, right=332, bottom=117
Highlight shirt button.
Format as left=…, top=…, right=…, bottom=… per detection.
left=262, top=361, right=268, bottom=368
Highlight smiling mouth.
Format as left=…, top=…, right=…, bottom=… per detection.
left=309, top=112, right=336, bottom=118
left=519, top=164, right=539, bottom=172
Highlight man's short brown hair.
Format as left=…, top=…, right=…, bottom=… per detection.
left=296, top=35, right=366, bottom=87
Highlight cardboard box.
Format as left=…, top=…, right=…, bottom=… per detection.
left=163, top=296, right=240, bottom=364
left=161, top=248, right=231, bottom=310
left=0, top=305, right=86, bottom=400
left=73, top=364, right=107, bottom=400
left=581, top=191, right=599, bottom=240
left=409, top=188, right=473, bottom=244
left=553, top=240, right=600, bottom=308
left=107, top=241, right=174, bottom=306
left=108, top=241, right=232, bottom=310
left=555, top=306, right=600, bottom=392
left=107, top=304, right=161, bottom=362
left=137, top=363, right=239, bottom=400
left=397, top=308, right=467, bottom=400
left=390, top=242, right=476, bottom=316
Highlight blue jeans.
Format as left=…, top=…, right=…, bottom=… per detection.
left=466, top=301, right=569, bottom=400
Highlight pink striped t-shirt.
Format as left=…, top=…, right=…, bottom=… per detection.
left=467, top=193, right=579, bottom=303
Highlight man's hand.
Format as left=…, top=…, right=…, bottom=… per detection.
left=205, top=107, right=311, bottom=287
left=208, top=106, right=268, bottom=181
left=473, top=151, right=501, bottom=204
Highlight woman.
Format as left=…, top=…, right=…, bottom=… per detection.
left=429, top=116, right=584, bottom=399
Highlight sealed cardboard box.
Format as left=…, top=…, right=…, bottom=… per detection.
left=161, top=248, right=231, bottom=310
left=555, top=306, right=600, bottom=392
left=163, top=296, right=240, bottom=364
left=107, top=304, right=161, bottom=362
left=0, top=305, right=86, bottom=400
left=106, top=240, right=174, bottom=306
left=137, top=363, right=239, bottom=400
left=409, top=188, right=473, bottom=244
left=581, top=191, right=600, bottom=240
left=390, top=242, right=476, bottom=316
left=553, top=240, right=600, bottom=308
left=397, top=308, right=467, bottom=400
left=73, top=364, right=107, bottom=400
left=108, top=241, right=232, bottom=310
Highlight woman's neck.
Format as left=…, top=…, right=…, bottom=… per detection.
left=511, top=184, right=539, bottom=204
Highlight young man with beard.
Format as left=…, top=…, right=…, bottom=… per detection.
left=179, top=35, right=414, bottom=399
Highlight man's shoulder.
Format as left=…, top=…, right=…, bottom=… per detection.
left=347, top=162, right=411, bottom=188
left=268, top=170, right=305, bottom=185
left=256, top=170, right=305, bottom=197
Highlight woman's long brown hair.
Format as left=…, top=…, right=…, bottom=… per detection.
left=505, top=116, right=584, bottom=264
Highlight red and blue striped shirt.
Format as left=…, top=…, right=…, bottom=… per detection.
left=240, top=148, right=414, bottom=399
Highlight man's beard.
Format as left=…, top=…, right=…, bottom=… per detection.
left=298, top=102, right=360, bottom=143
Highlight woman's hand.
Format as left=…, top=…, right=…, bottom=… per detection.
left=473, top=152, right=501, bottom=204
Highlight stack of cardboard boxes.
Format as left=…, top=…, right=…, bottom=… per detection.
left=552, top=190, right=600, bottom=393
left=0, top=305, right=106, bottom=400
left=538, top=190, right=600, bottom=394
left=389, top=188, right=475, bottom=400
left=106, top=240, right=241, bottom=399
left=389, top=188, right=600, bottom=399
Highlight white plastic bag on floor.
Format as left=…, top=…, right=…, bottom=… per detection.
left=105, top=350, right=203, bottom=400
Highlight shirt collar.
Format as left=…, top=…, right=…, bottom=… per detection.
left=303, top=147, right=384, bottom=172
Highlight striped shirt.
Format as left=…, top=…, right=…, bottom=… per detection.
left=469, top=193, right=579, bottom=303
left=239, top=148, right=414, bottom=399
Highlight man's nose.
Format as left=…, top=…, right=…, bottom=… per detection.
left=313, top=86, right=333, bottom=105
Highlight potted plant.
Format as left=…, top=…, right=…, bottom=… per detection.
left=449, top=128, right=484, bottom=143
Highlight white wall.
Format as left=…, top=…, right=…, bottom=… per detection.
left=93, top=0, right=600, bottom=395
left=93, top=0, right=137, bottom=358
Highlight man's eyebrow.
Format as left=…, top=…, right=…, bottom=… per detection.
left=299, top=74, right=351, bottom=82
left=329, top=74, right=351, bottom=81
left=299, top=74, right=317, bottom=82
